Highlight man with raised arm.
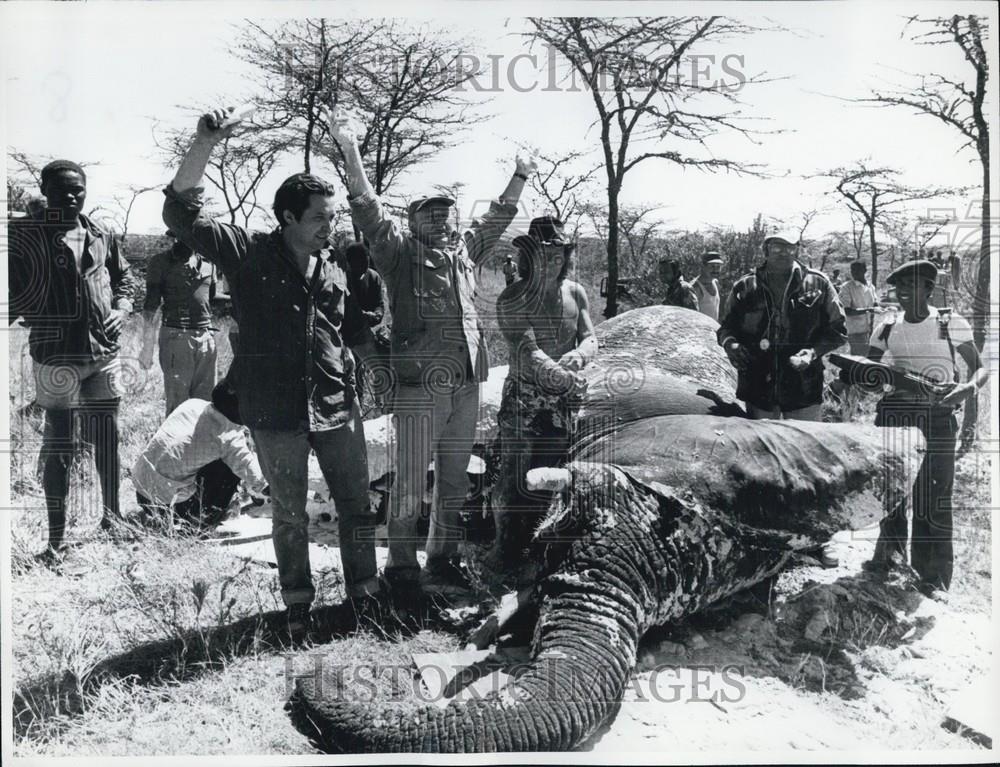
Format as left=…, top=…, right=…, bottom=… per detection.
left=162, top=107, right=386, bottom=642
left=491, top=216, right=597, bottom=580
left=326, top=107, right=535, bottom=603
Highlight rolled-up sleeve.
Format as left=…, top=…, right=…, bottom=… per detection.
left=143, top=252, right=164, bottom=312
left=464, top=199, right=518, bottom=265
left=348, top=191, right=405, bottom=278
left=162, top=185, right=249, bottom=277
left=219, top=428, right=267, bottom=494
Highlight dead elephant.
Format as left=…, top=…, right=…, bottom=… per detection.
left=289, top=306, right=923, bottom=753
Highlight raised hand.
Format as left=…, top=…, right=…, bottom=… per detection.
left=322, top=104, right=358, bottom=148
left=196, top=106, right=249, bottom=142
left=515, top=155, right=538, bottom=178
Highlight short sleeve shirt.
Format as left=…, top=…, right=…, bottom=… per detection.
left=838, top=279, right=879, bottom=335
left=870, top=307, right=973, bottom=384
left=145, top=247, right=216, bottom=329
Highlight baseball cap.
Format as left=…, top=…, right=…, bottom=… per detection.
left=407, top=195, right=455, bottom=219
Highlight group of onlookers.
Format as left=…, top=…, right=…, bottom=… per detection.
left=8, top=106, right=985, bottom=640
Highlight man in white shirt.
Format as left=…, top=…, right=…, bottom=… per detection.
left=832, top=260, right=880, bottom=421
left=691, top=251, right=724, bottom=322
left=858, top=260, right=987, bottom=596
left=132, top=377, right=267, bottom=529
left=839, top=260, right=880, bottom=354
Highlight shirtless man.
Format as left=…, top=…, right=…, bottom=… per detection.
left=490, top=216, right=598, bottom=577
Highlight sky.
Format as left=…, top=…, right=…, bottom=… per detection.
left=2, top=0, right=997, bottom=250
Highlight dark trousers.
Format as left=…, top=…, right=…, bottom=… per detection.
left=875, top=397, right=958, bottom=590
left=40, top=400, right=120, bottom=551
left=137, top=459, right=240, bottom=530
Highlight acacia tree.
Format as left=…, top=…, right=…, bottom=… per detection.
left=818, top=161, right=959, bottom=284
left=882, top=212, right=952, bottom=271
left=108, top=184, right=158, bottom=241
left=235, top=19, right=487, bottom=199
left=855, top=14, right=990, bottom=349
left=527, top=17, right=772, bottom=317
left=512, top=144, right=599, bottom=233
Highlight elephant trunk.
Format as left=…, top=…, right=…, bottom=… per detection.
left=290, top=462, right=794, bottom=753
left=289, top=583, right=640, bottom=753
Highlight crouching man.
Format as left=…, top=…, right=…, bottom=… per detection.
left=163, top=106, right=386, bottom=640
left=132, top=377, right=267, bottom=529
left=491, top=216, right=597, bottom=580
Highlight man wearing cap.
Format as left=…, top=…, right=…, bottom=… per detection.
left=163, top=106, right=389, bottom=641
left=502, top=253, right=519, bottom=287
left=327, top=107, right=535, bottom=601
left=838, top=260, right=880, bottom=356
left=658, top=256, right=700, bottom=311
left=830, top=260, right=881, bottom=421
left=7, top=159, right=136, bottom=563
left=140, top=231, right=220, bottom=416
left=857, top=259, right=986, bottom=596
left=490, top=216, right=597, bottom=578
left=691, top=251, right=724, bottom=322
left=719, top=231, right=846, bottom=567
left=718, top=231, right=846, bottom=422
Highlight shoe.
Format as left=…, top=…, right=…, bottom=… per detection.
left=349, top=590, right=417, bottom=640
left=862, top=550, right=906, bottom=575
left=818, top=545, right=840, bottom=569
left=420, top=556, right=477, bottom=599
left=285, top=603, right=314, bottom=643
left=793, top=544, right=840, bottom=569
left=36, top=546, right=66, bottom=571
left=916, top=581, right=950, bottom=603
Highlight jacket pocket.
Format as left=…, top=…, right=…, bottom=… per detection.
left=411, top=254, right=450, bottom=298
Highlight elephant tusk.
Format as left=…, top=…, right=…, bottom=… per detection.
left=526, top=467, right=571, bottom=492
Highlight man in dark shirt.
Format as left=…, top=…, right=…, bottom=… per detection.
left=140, top=231, right=219, bottom=415
left=163, top=107, right=386, bottom=640
left=718, top=231, right=847, bottom=568
left=659, top=257, right=700, bottom=311
left=7, top=160, right=136, bottom=561
left=342, top=242, right=387, bottom=408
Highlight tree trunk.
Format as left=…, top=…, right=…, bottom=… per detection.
left=604, top=189, right=620, bottom=319
left=972, top=155, right=990, bottom=351
left=869, top=201, right=879, bottom=285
